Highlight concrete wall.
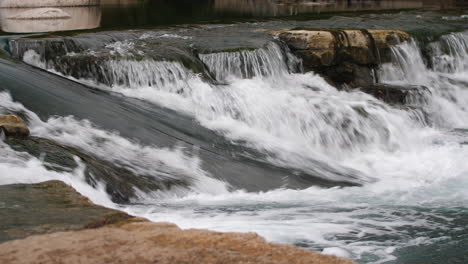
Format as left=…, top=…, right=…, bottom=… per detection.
left=0, top=7, right=101, bottom=32
left=0, top=0, right=100, bottom=8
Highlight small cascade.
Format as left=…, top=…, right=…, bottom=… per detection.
left=379, top=39, right=429, bottom=84
left=4, top=21, right=468, bottom=264
left=105, top=60, right=190, bottom=91
left=23, top=49, right=194, bottom=92
left=429, top=31, right=468, bottom=73
left=16, top=29, right=468, bottom=185
left=199, top=41, right=302, bottom=82
left=379, top=31, right=468, bottom=127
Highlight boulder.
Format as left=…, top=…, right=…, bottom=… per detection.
left=0, top=217, right=355, bottom=264
left=278, top=29, right=410, bottom=87
left=0, top=115, right=30, bottom=138
left=0, top=180, right=355, bottom=263
left=359, top=84, right=431, bottom=105
left=279, top=30, right=336, bottom=67
left=367, top=30, right=410, bottom=49
left=0, top=180, right=134, bottom=243
left=367, top=30, right=409, bottom=62
left=5, top=136, right=190, bottom=203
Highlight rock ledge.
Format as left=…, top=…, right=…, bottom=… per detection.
left=0, top=180, right=355, bottom=264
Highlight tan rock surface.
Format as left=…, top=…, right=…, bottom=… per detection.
left=367, top=30, right=410, bottom=48
left=278, top=29, right=409, bottom=61
left=0, top=221, right=355, bottom=264
left=0, top=180, right=134, bottom=243
left=0, top=115, right=30, bottom=137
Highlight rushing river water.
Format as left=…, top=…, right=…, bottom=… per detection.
left=1, top=1, right=468, bottom=263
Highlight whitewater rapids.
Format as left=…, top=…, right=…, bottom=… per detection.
left=2, top=29, right=468, bottom=263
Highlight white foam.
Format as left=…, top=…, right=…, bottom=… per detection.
left=16, top=31, right=468, bottom=263
left=0, top=91, right=228, bottom=198
left=322, top=247, right=352, bottom=258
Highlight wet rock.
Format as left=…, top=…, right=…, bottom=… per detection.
left=5, top=137, right=190, bottom=203
left=321, top=62, right=375, bottom=88
left=0, top=180, right=354, bottom=264
left=0, top=115, right=30, bottom=138
left=368, top=30, right=409, bottom=47
left=278, top=29, right=409, bottom=87
left=279, top=30, right=336, bottom=67
left=0, top=180, right=134, bottom=243
left=0, top=219, right=355, bottom=264
left=367, top=29, right=409, bottom=62
left=360, top=84, right=430, bottom=105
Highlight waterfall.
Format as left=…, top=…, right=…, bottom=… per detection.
left=429, top=31, right=468, bottom=73
left=17, top=30, right=468, bottom=185
left=199, top=41, right=302, bottom=82
left=23, top=49, right=193, bottom=92
left=7, top=25, right=468, bottom=264
left=379, top=31, right=468, bottom=127
left=105, top=60, right=191, bottom=91
left=21, top=36, right=433, bottom=179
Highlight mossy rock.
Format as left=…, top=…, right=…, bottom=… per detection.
left=0, top=180, right=135, bottom=243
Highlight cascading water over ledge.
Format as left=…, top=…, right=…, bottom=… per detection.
left=199, top=41, right=302, bottom=82
left=379, top=30, right=468, bottom=128
left=2, top=15, right=468, bottom=263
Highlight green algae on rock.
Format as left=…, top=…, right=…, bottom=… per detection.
left=0, top=180, right=134, bottom=243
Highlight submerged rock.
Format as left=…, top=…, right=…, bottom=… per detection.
left=0, top=180, right=134, bottom=243
left=0, top=115, right=30, bottom=138
left=278, top=29, right=409, bottom=87
left=0, top=217, right=355, bottom=264
left=0, top=180, right=354, bottom=263
left=360, top=84, right=430, bottom=105
left=5, top=137, right=190, bottom=203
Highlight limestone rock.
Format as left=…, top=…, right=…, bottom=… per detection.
left=360, top=84, right=431, bottom=105
left=278, top=29, right=410, bottom=87
left=0, top=115, right=30, bottom=138
left=0, top=221, right=355, bottom=264
left=0, top=180, right=135, bottom=243
left=5, top=137, right=190, bottom=203
left=367, top=30, right=410, bottom=49
left=279, top=30, right=336, bottom=66
left=0, top=180, right=355, bottom=263
left=279, top=29, right=408, bottom=67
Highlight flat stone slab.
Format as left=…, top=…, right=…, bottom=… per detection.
left=0, top=220, right=355, bottom=264
left=0, top=180, right=133, bottom=243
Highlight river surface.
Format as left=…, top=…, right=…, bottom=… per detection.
left=0, top=1, right=468, bottom=263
